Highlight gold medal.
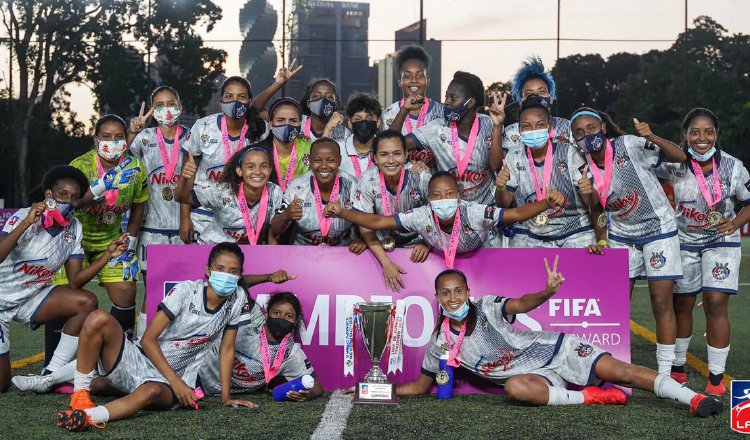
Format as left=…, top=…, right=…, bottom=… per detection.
left=707, top=211, right=723, bottom=226
left=101, top=212, right=116, bottom=225
left=533, top=213, right=548, bottom=226
left=597, top=213, right=607, bottom=228
left=44, top=198, right=57, bottom=211
left=319, top=241, right=329, bottom=247
left=435, top=370, right=450, bottom=386
left=381, top=234, right=396, bottom=252
left=162, top=187, right=174, bottom=201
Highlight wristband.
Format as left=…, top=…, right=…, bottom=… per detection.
left=127, top=235, right=137, bottom=251
left=495, top=184, right=505, bottom=192
left=597, top=239, right=609, bottom=248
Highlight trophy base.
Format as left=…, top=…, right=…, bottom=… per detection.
left=353, top=382, right=399, bottom=405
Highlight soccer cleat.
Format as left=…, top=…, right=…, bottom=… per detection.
left=704, top=379, right=726, bottom=397
left=69, top=389, right=96, bottom=411
left=689, top=394, right=723, bottom=417
left=581, top=386, right=628, bottom=405
left=11, top=374, right=53, bottom=393
left=670, top=371, right=687, bottom=384
left=56, top=409, right=105, bottom=432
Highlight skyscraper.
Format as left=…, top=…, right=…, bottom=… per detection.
left=239, top=0, right=278, bottom=91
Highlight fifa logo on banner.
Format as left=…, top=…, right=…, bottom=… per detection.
left=732, top=380, right=750, bottom=433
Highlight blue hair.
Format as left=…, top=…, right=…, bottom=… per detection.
left=511, top=55, right=556, bottom=102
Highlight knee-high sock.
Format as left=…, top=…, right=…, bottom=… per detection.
left=136, top=312, right=148, bottom=340
left=46, top=333, right=78, bottom=372
left=654, top=373, right=697, bottom=405
left=707, top=344, right=730, bottom=376
left=73, top=369, right=97, bottom=392
left=43, top=316, right=66, bottom=370
left=110, top=305, right=136, bottom=339
left=546, top=385, right=585, bottom=405
left=672, top=337, right=691, bottom=367
left=656, top=343, right=675, bottom=375
left=47, top=360, right=77, bottom=386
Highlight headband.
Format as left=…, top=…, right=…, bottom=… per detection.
left=570, top=110, right=602, bottom=123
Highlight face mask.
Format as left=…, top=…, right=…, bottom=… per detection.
left=41, top=200, right=75, bottom=229
left=266, top=317, right=296, bottom=340
left=153, top=106, right=180, bottom=126
left=308, top=97, right=336, bottom=119
left=576, top=131, right=607, bottom=153
left=688, top=146, right=717, bottom=162
left=431, top=198, right=459, bottom=220
left=520, top=128, right=549, bottom=149
left=97, top=140, right=127, bottom=161
left=441, top=302, right=469, bottom=321
left=271, top=124, right=301, bottom=143
left=524, top=94, right=553, bottom=109
left=208, top=271, right=239, bottom=297
left=442, top=99, right=472, bottom=122
left=221, top=101, right=250, bottom=120
left=351, top=120, right=378, bottom=143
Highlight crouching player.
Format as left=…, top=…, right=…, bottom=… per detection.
left=55, top=242, right=255, bottom=432
left=396, top=260, right=723, bottom=417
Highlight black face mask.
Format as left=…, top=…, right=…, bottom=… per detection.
left=351, top=120, right=378, bottom=143
left=266, top=317, right=296, bottom=340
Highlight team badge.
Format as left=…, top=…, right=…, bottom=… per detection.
left=484, top=136, right=491, bottom=146
left=649, top=251, right=666, bottom=269
left=142, top=138, right=148, bottom=146
left=386, top=118, right=394, bottom=125
left=200, top=134, right=209, bottom=144
left=302, top=154, right=311, bottom=167
left=712, top=262, right=730, bottom=280
left=410, top=188, right=420, bottom=201
left=732, top=380, right=750, bottom=433
left=575, top=343, right=594, bottom=357
left=426, top=225, right=433, bottom=233
left=101, top=211, right=116, bottom=225
left=556, top=162, right=567, bottom=172
left=439, top=133, right=447, bottom=143
left=322, top=102, right=335, bottom=117
left=222, top=196, right=232, bottom=206
left=707, top=211, right=723, bottom=226
left=510, top=134, right=520, bottom=143
left=616, top=155, right=631, bottom=167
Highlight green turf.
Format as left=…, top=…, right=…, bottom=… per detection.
left=2, top=242, right=749, bottom=439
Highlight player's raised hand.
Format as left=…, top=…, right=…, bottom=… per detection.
left=633, top=118, right=654, bottom=140
left=107, top=233, right=130, bottom=259
left=544, top=255, right=565, bottom=294
left=181, top=150, right=197, bottom=180
left=23, top=202, right=46, bottom=227
left=496, top=160, right=511, bottom=187
left=485, top=92, right=507, bottom=127
left=274, top=58, right=303, bottom=85
left=578, top=164, right=593, bottom=195
left=268, top=269, right=298, bottom=284
left=285, top=195, right=303, bottom=221
left=402, top=94, right=425, bottom=112
left=129, top=102, right=153, bottom=135
left=324, top=200, right=343, bottom=218
left=410, top=161, right=429, bottom=174
left=545, top=188, right=565, bottom=207
left=325, top=112, right=345, bottom=131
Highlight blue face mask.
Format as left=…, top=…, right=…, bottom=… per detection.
left=442, top=99, right=472, bottom=122
left=688, top=146, right=716, bottom=162
left=221, top=101, right=250, bottom=120
left=208, top=271, right=239, bottom=297
left=520, top=128, right=549, bottom=149
left=308, top=97, right=336, bottom=119
left=271, top=124, right=301, bottom=143
left=430, top=198, right=459, bottom=220
left=576, top=131, right=607, bottom=153
left=441, top=302, right=470, bottom=321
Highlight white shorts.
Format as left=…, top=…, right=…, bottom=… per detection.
left=674, top=246, right=740, bottom=295
left=530, top=335, right=609, bottom=388
left=609, top=234, right=683, bottom=280
left=99, top=334, right=170, bottom=394
left=511, top=230, right=595, bottom=249
left=137, top=230, right=183, bottom=271
left=0, top=285, right=57, bottom=355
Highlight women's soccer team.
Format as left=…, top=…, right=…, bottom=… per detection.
left=2, top=45, right=743, bottom=431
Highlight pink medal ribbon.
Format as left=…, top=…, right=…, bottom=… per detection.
left=587, top=138, right=614, bottom=208
left=312, top=175, right=341, bottom=241
left=303, top=117, right=313, bottom=138
left=155, top=125, right=181, bottom=181
left=95, top=155, right=124, bottom=207
left=690, top=157, right=722, bottom=207
left=273, top=140, right=298, bottom=191
left=442, top=317, right=466, bottom=368
left=220, top=115, right=248, bottom=162
left=236, top=183, right=269, bottom=245
left=349, top=155, right=374, bottom=179
left=401, top=98, right=430, bottom=134
left=260, top=326, right=291, bottom=383
left=525, top=140, right=554, bottom=202
left=379, top=168, right=406, bottom=216
left=433, top=207, right=462, bottom=269
left=450, top=115, right=480, bottom=178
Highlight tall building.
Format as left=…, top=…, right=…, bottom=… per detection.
left=239, top=0, right=278, bottom=92
left=285, top=1, right=374, bottom=104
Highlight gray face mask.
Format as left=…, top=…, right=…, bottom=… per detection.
left=308, top=97, right=336, bottom=119
left=271, top=124, right=301, bottom=143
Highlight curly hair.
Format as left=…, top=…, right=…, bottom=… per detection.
left=451, top=71, right=485, bottom=109
left=221, top=146, right=271, bottom=193
left=395, top=45, right=432, bottom=72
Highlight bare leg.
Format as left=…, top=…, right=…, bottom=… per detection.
left=649, top=280, right=677, bottom=344
left=673, top=295, right=696, bottom=339
left=0, top=355, right=9, bottom=393
left=34, top=287, right=98, bottom=336
left=103, top=382, right=175, bottom=421
left=503, top=374, right=553, bottom=405
left=76, top=311, right=126, bottom=374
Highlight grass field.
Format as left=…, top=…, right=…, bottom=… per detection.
left=1, top=243, right=749, bottom=439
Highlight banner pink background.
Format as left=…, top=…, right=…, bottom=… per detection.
left=146, top=245, right=630, bottom=393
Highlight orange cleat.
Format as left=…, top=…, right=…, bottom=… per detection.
left=704, top=379, right=726, bottom=397
left=689, top=394, right=723, bottom=417
left=69, top=389, right=95, bottom=411
left=670, top=371, right=687, bottom=384
left=581, top=386, right=628, bottom=405
left=56, top=409, right=105, bottom=432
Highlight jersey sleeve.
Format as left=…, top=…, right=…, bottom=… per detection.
left=186, top=122, right=204, bottom=157
left=420, top=338, right=442, bottom=378
left=408, top=121, right=442, bottom=151
left=269, top=184, right=284, bottom=221
left=394, top=206, right=429, bottom=233
left=1, top=209, right=26, bottom=236
left=466, top=203, right=503, bottom=231
left=353, top=179, right=375, bottom=213
left=280, top=344, right=315, bottom=381
left=506, top=152, right=520, bottom=192
left=70, top=221, right=85, bottom=258
left=132, top=158, right=150, bottom=204
left=481, top=296, right=516, bottom=324
left=158, top=281, right=191, bottom=320
left=227, top=292, right=249, bottom=329
left=129, top=132, right=145, bottom=158
left=567, top=146, right=586, bottom=184
left=623, top=135, right=662, bottom=168
left=733, top=161, right=750, bottom=204
left=193, top=183, right=221, bottom=210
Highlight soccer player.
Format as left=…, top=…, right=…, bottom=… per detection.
left=55, top=243, right=255, bottom=432
left=127, top=85, right=190, bottom=339
left=324, top=172, right=565, bottom=267
left=184, top=76, right=267, bottom=242
left=298, top=78, right=351, bottom=143
left=271, top=138, right=363, bottom=250
left=658, top=108, right=750, bottom=396
left=571, top=107, right=687, bottom=376
left=174, top=147, right=283, bottom=245
left=495, top=96, right=596, bottom=248
left=353, top=130, right=432, bottom=292
left=393, top=71, right=497, bottom=204
left=2, top=166, right=124, bottom=392
left=395, top=266, right=723, bottom=417
left=198, top=292, right=323, bottom=401
left=257, top=98, right=312, bottom=191
left=338, top=93, right=381, bottom=179
left=380, top=45, right=444, bottom=166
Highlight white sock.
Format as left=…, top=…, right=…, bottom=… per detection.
left=706, top=344, right=730, bottom=376
left=46, top=333, right=79, bottom=372
left=656, top=343, right=676, bottom=375
left=136, top=312, right=148, bottom=340
left=48, top=360, right=77, bottom=386
left=673, top=337, right=691, bottom=367
left=73, top=369, right=97, bottom=392
left=84, top=406, right=109, bottom=423
left=546, top=385, right=585, bottom=405
left=654, top=373, right=697, bottom=405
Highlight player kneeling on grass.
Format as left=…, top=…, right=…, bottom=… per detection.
left=395, top=261, right=723, bottom=417
left=55, top=242, right=255, bottom=432
left=197, top=291, right=323, bottom=401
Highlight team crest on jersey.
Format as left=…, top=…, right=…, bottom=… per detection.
left=484, top=136, right=491, bottom=146
left=484, top=205, right=495, bottom=220
left=556, top=162, right=567, bottom=172
left=713, top=262, right=730, bottom=280
left=189, top=302, right=200, bottom=316
left=222, top=196, right=232, bottom=206
left=510, top=134, right=520, bottom=143
left=302, top=153, right=310, bottom=167
left=616, top=155, right=631, bottom=168
left=63, top=231, right=73, bottom=243
left=386, top=118, right=394, bottom=125
left=355, top=190, right=362, bottom=201
left=344, top=200, right=353, bottom=210
left=649, top=251, right=666, bottom=269
left=201, top=134, right=209, bottom=144
left=410, top=188, right=420, bottom=201
left=8, top=216, right=19, bottom=227
left=426, top=225, right=433, bottom=233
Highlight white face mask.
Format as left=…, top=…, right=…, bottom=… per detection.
left=97, top=140, right=127, bottom=161
left=153, top=106, right=181, bottom=126
left=430, top=198, right=459, bottom=220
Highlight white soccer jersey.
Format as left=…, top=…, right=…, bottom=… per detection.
left=147, top=279, right=250, bottom=387
left=130, top=125, right=190, bottom=233
left=421, top=296, right=564, bottom=383
left=282, top=171, right=357, bottom=246
left=353, top=165, right=430, bottom=246
left=409, top=113, right=495, bottom=204
left=0, top=209, right=84, bottom=315
left=505, top=142, right=593, bottom=240
left=658, top=152, right=750, bottom=249
left=337, top=135, right=377, bottom=180
left=300, top=114, right=351, bottom=143
left=503, top=117, right=574, bottom=152
left=395, top=201, right=502, bottom=253
left=192, top=182, right=283, bottom=245
left=380, top=99, right=445, bottom=165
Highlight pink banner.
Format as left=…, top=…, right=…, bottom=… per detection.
left=146, top=245, right=630, bottom=393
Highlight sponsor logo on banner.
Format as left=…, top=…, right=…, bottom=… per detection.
left=732, top=380, right=750, bottom=433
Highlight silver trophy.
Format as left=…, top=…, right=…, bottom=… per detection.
left=353, top=302, right=399, bottom=404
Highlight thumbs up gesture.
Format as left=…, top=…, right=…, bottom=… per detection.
left=578, top=163, right=593, bottom=195
left=285, top=194, right=303, bottom=222
left=633, top=118, right=653, bottom=140
left=129, top=102, right=154, bottom=135
left=181, top=150, right=198, bottom=180
left=496, top=159, right=511, bottom=188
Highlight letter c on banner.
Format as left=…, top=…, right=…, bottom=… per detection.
left=402, top=296, right=433, bottom=347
